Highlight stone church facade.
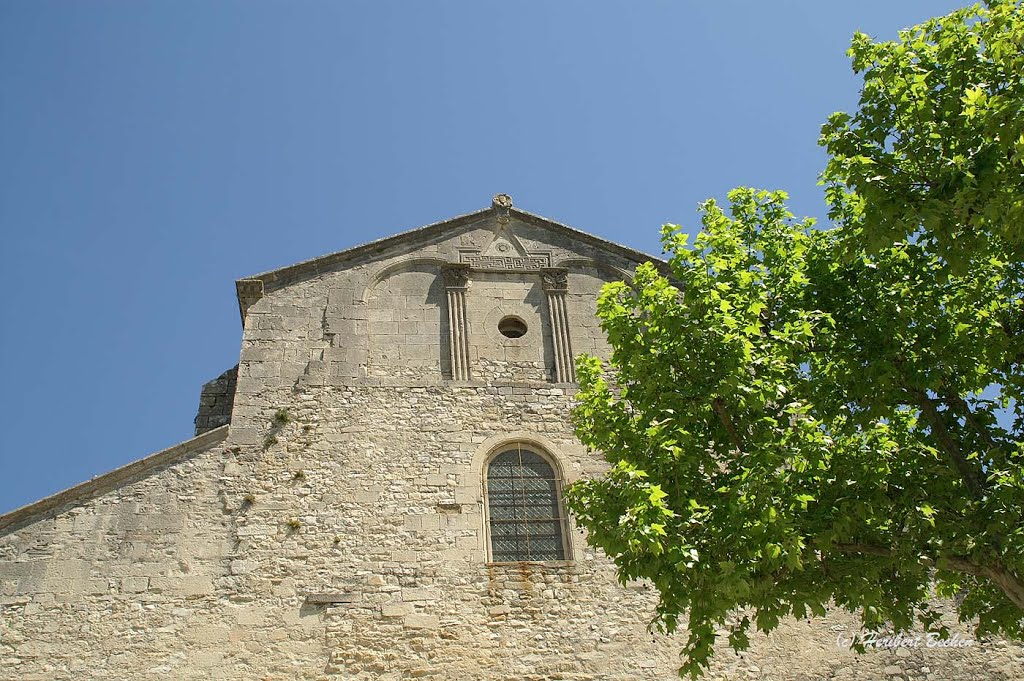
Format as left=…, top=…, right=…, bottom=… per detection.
left=1, top=196, right=1021, bottom=680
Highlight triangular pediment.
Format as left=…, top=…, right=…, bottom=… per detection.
left=482, top=226, right=526, bottom=258
left=457, top=222, right=553, bottom=271
left=234, top=194, right=664, bottom=323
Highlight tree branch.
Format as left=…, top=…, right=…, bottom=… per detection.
left=829, top=543, right=1024, bottom=610
left=711, top=397, right=744, bottom=452
left=906, top=388, right=985, bottom=499
left=938, top=390, right=1002, bottom=453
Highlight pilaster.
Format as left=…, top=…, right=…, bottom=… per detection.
left=541, top=268, right=575, bottom=383
left=442, top=265, right=472, bottom=380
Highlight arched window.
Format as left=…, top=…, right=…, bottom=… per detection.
left=485, top=445, right=568, bottom=562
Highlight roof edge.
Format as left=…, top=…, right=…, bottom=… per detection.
left=508, top=206, right=666, bottom=267
left=0, top=425, right=229, bottom=535
left=246, top=207, right=494, bottom=286
left=234, top=207, right=493, bottom=321
left=233, top=196, right=671, bottom=324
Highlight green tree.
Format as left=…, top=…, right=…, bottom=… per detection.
left=820, top=0, right=1024, bottom=266
left=565, top=3, right=1024, bottom=677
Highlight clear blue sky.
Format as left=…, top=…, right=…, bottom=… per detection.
left=0, top=0, right=965, bottom=514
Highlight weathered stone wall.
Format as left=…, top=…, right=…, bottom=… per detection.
left=2, top=209, right=1023, bottom=680
left=216, top=380, right=1024, bottom=681
left=3, top=382, right=1022, bottom=680
left=240, top=214, right=643, bottom=392
left=220, top=382, right=685, bottom=679
left=566, top=267, right=616, bottom=358
left=464, top=272, right=553, bottom=383
left=0, top=430, right=237, bottom=679
left=194, top=365, right=238, bottom=435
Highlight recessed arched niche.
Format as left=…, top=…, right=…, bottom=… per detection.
left=365, top=262, right=446, bottom=379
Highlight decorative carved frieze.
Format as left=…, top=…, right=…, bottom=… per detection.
left=460, top=254, right=551, bottom=271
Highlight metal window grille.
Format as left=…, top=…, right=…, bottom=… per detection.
left=486, top=446, right=566, bottom=561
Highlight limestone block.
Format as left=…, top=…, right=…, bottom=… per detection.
left=183, top=625, right=231, bottom=645
left=330, top=361, right=359, bottom=379
left=369, top=321, right=398, bottom=336
left=381, top=602, right=414, bottom=618
left=121, top=576, right=149, bottom=593
left=403, top=514, right=440, bottom=531
left=455, top=535, right=478, bottom=550
left=228, top=427, right=260, bottom=445
left=116, top=513, right=185, bottom=532
left=233, top=607, right=268, bottom=625
left=0, top=561, right=44, bottom=579
left=401, top=588, right=439, bottom=602
left=150, top=575, right=214, bottom=596
left=71, top=514, right=113, bottom=532
left=352, top=489, right=380, bottom=503
left=453, top=486, right=479, bottom=505
left=403, top=344, right=434, bottom=361
left=390, top=550, right=418, bottom=563
left=190, top=650, right=225, bottom=668
left=230, top=559, right=258, bottom=575
left=440, top=548, right=476, bottom=562
left=244, top=362, right=281, bottom=379
left=403, top=614, right=440, bottom=630
left=239, top=347, right=277, bottom=362
left=185, top=539, right=230, bottom=560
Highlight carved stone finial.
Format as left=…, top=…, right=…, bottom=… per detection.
left=540, top=268, right=569, bottom=292
left=441, top=264, right=471, bottom=288
left=492, top=194, right=512, bottom=223
left=492, top=193, right=513, bottom=210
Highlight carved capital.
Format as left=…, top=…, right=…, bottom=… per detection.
left=441, top=264, right=471, bottom=288
left=540, top=268, right=569, bottom=292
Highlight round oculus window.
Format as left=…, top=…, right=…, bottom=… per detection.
left=498, top=316, right=528, bottom=339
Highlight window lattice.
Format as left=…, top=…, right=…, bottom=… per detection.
left=486, top=447, right=566, bottom=562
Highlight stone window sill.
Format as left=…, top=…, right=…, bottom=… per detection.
left=485, top=560, right=576, bottom=569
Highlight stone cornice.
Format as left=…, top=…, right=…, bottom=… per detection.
left=236, top=279, right=265, bottom=322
